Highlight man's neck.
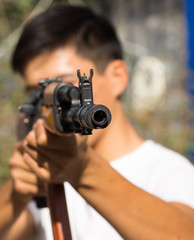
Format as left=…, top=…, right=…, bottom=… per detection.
left=93, top=103, right=144, bottom=163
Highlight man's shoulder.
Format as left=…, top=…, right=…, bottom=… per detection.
left=132, top=140, right=194, bottom=180
left=143, top=140, right=192, bottom=166
left=111, top=139, right=193, bottom=170
left=137, top=140, right=188, bottom=160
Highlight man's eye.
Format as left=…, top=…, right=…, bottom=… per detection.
left=25, top=86, right=40, bottom=95
left=60, top=78, right=78, bottom=86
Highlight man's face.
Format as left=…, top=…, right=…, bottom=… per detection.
left=24, top=46, right=115, bottom=148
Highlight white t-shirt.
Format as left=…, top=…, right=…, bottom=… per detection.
left=29, top=140, right=194, bottom=240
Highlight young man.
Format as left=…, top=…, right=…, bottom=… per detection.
left=0, top=5, right=194, bottom=240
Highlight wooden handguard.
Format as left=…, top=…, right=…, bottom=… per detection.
left=47, top=183, right=72, bottom=240
left=41, top=82, right=62, bottom=133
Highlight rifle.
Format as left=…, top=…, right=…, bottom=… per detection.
left=19, top=69, right=111, bottom=240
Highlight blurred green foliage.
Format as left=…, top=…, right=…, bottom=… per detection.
left=0, top=0, right=38, bottom=39
left=0, top=0, right=34, bottom=186
left=0, top=65, right=26, bottom=186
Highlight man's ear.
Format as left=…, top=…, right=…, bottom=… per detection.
left=106, top=60, right=129, bottom=98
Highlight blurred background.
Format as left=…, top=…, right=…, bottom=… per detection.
left=0, top=0, right=193, bottom=187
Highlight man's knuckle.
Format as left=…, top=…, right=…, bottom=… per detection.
left=14, top=180, right=23, bottom=193
left=37, top=135, right=47, bottom=146
left=9, top=156, right=16, bottom=166
left=10, top=169, right=18, bottom=179
left=41, top=171, right=50, bottom=181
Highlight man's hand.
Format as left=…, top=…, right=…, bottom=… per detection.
left=0, top=141, right=44, bottom=239
left=24, top=119, right=89, bottom=188
left=9, top=140, right=46, bottom=203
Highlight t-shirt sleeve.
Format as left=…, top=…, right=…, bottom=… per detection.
left=27, top=201, right=49, bottom=240
left=149, top=155, right=194, bottom=209
left=27, top=201, right=41, bottom=228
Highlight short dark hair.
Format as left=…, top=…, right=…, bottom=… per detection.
left=11, top=5, right=123, bottom=76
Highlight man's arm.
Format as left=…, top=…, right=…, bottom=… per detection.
left=0, top=180, right=36, bottom=240
left=78, top=149, right=194, bottom=240
left=0, top=142, right=40, bottom=240
left=24, top=119, right=194, bottom=240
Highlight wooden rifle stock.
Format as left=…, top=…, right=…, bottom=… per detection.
left=47, top=183, right=72, bottom=240
left=19, top=69, right=111, bottom=240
